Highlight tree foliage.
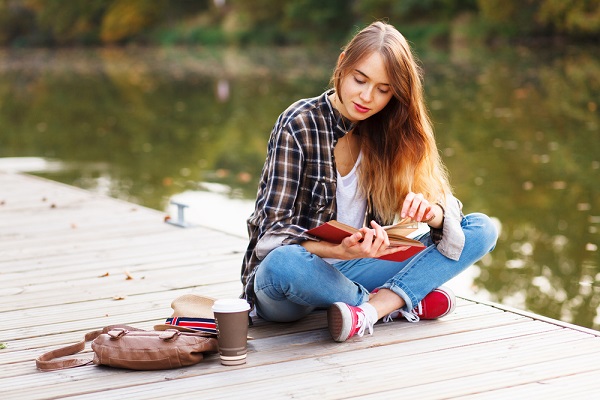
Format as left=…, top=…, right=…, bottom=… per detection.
left=32, top=0, right=107, bottom=45
left=537, top=0, right=600, bottom=36
left=477, top=0, right=600, bottom=37
left=0, top=0, right=598, bottom=46
left=100, top=0, right=167, bottom=43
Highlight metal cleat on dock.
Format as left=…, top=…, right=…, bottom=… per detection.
left=165, top=200, right=193, bottom=228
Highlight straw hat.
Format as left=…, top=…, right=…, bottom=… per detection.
left=154, top=294, right=217, bottom=335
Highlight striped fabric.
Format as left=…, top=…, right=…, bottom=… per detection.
left=165, top=317, right=217, bottom=334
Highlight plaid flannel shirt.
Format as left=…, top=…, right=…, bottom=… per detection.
left=241, top=90, right=465, bottom=308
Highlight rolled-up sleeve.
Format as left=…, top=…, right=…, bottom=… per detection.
left=430, top=193, right=465, bottom=261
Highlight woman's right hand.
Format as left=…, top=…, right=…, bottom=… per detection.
left=301, top=220, right=405, bottom=260
left=337, top=220, right=403, bottom=260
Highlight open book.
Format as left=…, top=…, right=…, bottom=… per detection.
left=305, top=219, right=426, bottom=262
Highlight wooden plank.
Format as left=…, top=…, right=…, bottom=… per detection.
left=9, top=328, right=596, bottom=400
left=3, top=172, right=600, bottom=400
left=109, top=335, right=600, bottom=399
left=1, top=301, right=488, bottom=363
left=0, top=280, right=244, bottom=332
left=0, top=285, right=244, bottom=353
left=0, top=239, right=244, bottom=285
left=0, top=218, right=171, bottom=249
left=0, top=254, right=243, bottom=312
left=0, top=218, right=182, bottom=254
left=1, top=313, right=545, bottom=382
left=455, top=370, right=600, bottom=399
left=2, top=308, right=532, bottom=378
left=390, top=354, right=600, bottom=399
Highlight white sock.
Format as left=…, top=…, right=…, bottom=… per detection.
left=359, top=302, right=379, bottom=324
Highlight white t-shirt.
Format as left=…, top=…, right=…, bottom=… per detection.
left=323, top=152, right=367, bottom=264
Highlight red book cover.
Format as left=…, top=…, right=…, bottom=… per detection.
left=306, top=220, right=425, bottom=262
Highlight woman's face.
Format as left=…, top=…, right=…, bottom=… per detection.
left=336, top=51, right=394, bottom=122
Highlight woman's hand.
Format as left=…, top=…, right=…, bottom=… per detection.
left=337, top=220, right=403, bottom=260
left=401, top=192, right=443, bottom=228
left=302, top=221, right=410, bottom=260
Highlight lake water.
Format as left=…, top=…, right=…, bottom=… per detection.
left=1, top=44, right=598, bottom=330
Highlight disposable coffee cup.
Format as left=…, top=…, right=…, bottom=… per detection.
left=212, top=299, right=250, bottom=366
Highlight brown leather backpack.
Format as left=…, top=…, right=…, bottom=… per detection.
left=36, top=325, right=219, bottom=371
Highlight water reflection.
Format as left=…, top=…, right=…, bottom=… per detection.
left=0, top=45, right=598, bottom=330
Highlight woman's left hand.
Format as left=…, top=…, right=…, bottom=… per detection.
left=401, top=192, right=436, bottom=223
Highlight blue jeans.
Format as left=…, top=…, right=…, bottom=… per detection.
left=254, top=213, right=498, bottom=322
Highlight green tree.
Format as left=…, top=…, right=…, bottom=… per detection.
left=225, top=0, right=286, bottom=44
left=1, top=0, right=599, bottom=47
left=476, top=0, right=540, bottom=36
left=225, top=0, right=355, bottom=45
left=32, top=0, right=108, bottom=45
left=477, top=0, right=600, bottom=37
left=354, top=0, right=477, bottom=22
left=0, top=0, right=36, bottom=45
left=282, top=0, right=354, bottom=44
left=100, top=0, right=168, bottom=44
left=537, top=0, right=600, bottom=36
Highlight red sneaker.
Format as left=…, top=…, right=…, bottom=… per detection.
left=414, top=286, right=456, bottom=320
left=381, top=286, right=456, bottom=322
left=327, top=302, right=374, bottom=342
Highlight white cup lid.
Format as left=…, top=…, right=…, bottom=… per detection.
left=212, top=298, right=250, bottom=313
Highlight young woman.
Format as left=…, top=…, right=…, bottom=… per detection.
left=241, top=21, right=498, bottom=342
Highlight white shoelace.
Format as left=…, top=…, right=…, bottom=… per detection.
left=382, top=302, right=422, bottom=323
left=355, top=309, right=375, bottom=337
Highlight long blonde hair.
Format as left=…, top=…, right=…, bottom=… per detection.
left=332, top=21, right=451, bottom=222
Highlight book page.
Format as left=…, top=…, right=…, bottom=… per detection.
left=383, top=218, right=419, bottom=240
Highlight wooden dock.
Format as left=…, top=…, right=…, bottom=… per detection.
left=1, top=171, right=600, bottom=399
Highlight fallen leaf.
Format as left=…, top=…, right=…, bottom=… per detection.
left=99, top=272, right=110, bottom=277
left=113, top=295, right=127, bottom=300
left=0, top=343, right=7, bottom=349
left=125, top=271, right=134, bottom=280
